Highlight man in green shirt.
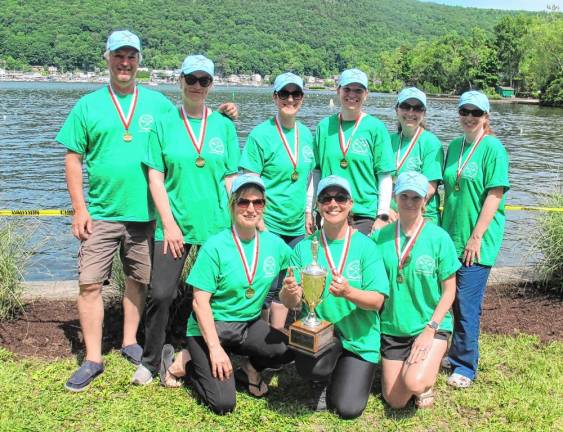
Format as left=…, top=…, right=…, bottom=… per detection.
left=57, top=30, right=176, bottom=392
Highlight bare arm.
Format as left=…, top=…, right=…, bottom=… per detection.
left=329, top=276, right=385, bottom=311
left=427, top=180, right=438, bottom=204
left=65, top=151, right=91, bottom=240
left=463, top=187, right=504, bottom=266
left=192, top=289, right=233, bottom=381
left=148, top=168, right=184, bottom=258
left=280, top=268, right=303, bottom=310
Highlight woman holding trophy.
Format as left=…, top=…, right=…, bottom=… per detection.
left=280, top=175, right=389, bottom=419
left=372, top=171, right=459, bottom=408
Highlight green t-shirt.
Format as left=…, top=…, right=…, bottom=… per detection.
left=291, top=231, right=389, bottom=363
left=56, top=85, right=174, bottom=221
left=186, top=229, right=292, bottom=336
left=442, top=135, right=510, bottom=266
left=390, top=129, right=444, bottom=225
left=240, top=118, right=315, bottom=236
left=143, top=108, right=240, bottom=245
left=372, top=221, right=461, bottom=336
left=314, top=114, right=395, bottom=218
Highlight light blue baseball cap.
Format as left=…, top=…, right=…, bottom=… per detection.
left=273, top=72, right=304, bottom=92
left=181, top=55, right=214, bottom=77
left=458, top=90, right=490, bottom=113
left=231, top=174, right=265, bottom=194
left=106, top=30, right=141, bottom=52
left=397, top=87, right=427, bottom=107
left=317, top=175, right=353, bottom=198
left=338, top=68, right=368, bottom=89
left=394, top=171, right=429, bottom=197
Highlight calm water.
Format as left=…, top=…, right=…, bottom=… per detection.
left=0, top=81, right=562, bottom=280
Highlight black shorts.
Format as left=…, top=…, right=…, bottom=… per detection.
left=381, top=331, right=451, bottom=361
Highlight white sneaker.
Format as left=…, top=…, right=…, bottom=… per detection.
left=131, top=364, right=153, bottom=385
left=447, top=372, right=472, bottom=389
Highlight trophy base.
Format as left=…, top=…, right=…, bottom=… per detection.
left=288, top=319, right=334, bottom=356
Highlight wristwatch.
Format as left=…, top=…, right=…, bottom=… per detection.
left=376, top=214, right=389, bottom=222
left=427, top=320, right=439, bottom=331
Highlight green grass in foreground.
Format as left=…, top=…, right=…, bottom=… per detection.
left=0, top=334, right=561, bottom=432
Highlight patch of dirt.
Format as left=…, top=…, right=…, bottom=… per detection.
left=0, top=285, right=560, bottom=360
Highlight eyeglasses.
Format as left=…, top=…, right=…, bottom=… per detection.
left=184, top=74, right=213, bottom=87
left=318, top=194, right=349, bottom=205
left=236, top=198, right=266, bottom=210
left=341, top=87, right=365, bottom=95
left=275, top=89, right=304, bottom=101
left=458, top=107, right=485, bottom=117
left=398, top=102, right=425, bottom=113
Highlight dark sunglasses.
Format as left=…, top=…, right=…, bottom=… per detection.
left=318, top=194, right=349, bottom=205
left=398, top=102, right=425, bottom=113
left=275, top=89, right=304, bottom=101
left=184, top=74, right=213, bottom=87
left=458, top=107, right=485, bottom=117
left=236, top=198, right=266, bottom=209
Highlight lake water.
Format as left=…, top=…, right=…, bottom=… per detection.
left=0, top=81, right=561, bottom=280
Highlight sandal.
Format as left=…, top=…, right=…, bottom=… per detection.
left=159, top=344, right=182, bottom=388
left=415, top=388, right=435, bottom=409
left=234, top=368, right=268, bottom=398
left=447, top=372, right=473, bottom=389
left=65, top=360, right=104, bottom=392
left=121, top=343, right=143, bottom=366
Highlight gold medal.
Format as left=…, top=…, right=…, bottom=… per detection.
left=245, top=286, right=255, bottom=299
left=397, top=273, right=404, bottom=283
left=291, top=171, right=299, bottom=182
left=340, top=158, right=349, bottom=169
left=123, top=132, right=133, bottom=142
left=195, top=156, right=206, bottom=168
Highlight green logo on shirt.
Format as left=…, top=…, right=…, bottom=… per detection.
left=209, top=137, right=225, bottom=154
left=351, top=137, right=369, bottom=155
left=302, top=145, right=314, bottom=162
left=345, top=260, right=361, bottom=281
left=263, top=256, right=276, bottom=277
left=406, top=157, right=422, bottom=172
left=462, top=161, right=480, bottom=180
left=415, top=255, right=436, bottom=276
left=138, top=114, right=154, bottom=132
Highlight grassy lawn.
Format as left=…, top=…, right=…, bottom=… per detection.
left=0, top=333, right=561, bottom=432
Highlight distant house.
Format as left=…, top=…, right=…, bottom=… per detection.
left=496, top=86, right=515, bottom=98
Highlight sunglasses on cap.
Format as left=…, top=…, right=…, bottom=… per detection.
left=184, top=74, right=213, bottom=87
left=275, top=89, right=304, bottom=101
left=398, top=102, right=425, bottom=113
left=236, top=198, right=266, bottom=210
left=458, top=107, right=485, bottom=117
left=318, top=194, right=350, bottom=205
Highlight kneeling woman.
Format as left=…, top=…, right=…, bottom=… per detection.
left=372, top=172, right=459, bottom=408
left=185, top=175, right=293, bottom=414
left=281, top=175, right=389, bottom=419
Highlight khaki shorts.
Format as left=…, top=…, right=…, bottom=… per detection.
left=78, top=220, right=154, bottom=285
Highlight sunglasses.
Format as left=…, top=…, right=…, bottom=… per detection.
left=236, top=198, right=266, bottom=210
left=318, top=194, right=349, bottom=205
left=275, top=89, right=304, bottom=101
left=398, top=102, right=425, bottom=113
left=184, top=74, right=213, bottom=87
left=458, top=107, right=485, bottom=117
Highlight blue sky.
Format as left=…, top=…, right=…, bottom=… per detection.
left=418, top=0, right=562, bottom=11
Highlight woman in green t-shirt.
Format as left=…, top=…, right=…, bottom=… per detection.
left=281, top=175, right=389, bottom=419
left=312, top=68, right=395, bottom=236
left=389, top=87, right=444, bottom=225
left=240, top=72, right=315, bottom=331
left=178, top=175, right=292, bottom=414
left=441, top=91, right=510, bottom=389
left=373, top=171, right=459, bottom=409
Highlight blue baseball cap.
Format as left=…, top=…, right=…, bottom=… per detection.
left=338, top=68, right=368, bottom=89
left=397, top=87, right=427, bottom=107
left=394, top=171, right=429, bottom=197
left=458, top=90, right=490, bottom=113
left=106, top=30, right=141, bottom=52
left=317, top=175, right=353, bottom=198
left=231, top=174, right=265, bottom=194
left=181, top=55, right=214, bottom=77
left=273, top=72, right=304, bottom=92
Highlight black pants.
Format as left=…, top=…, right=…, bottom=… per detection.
left=141, top=241, right=193, bottom=374
left=187, top=319, right=294, bottom=415
left=295, top=337, right=377, bottom=419
left=352, top=216, right=375, bottom=236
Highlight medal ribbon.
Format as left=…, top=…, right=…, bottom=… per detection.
left=396, top=127, right=423, bottom=172
left=320, top=226, right=352, bottom=277
left=108, top=85, right=138, bottom=132
left=395, top=218, right=426, bottom=271
left=456, top=130, right=486, bottom=183
left=231, top=226, right=259, bottom=288
left=274, top=115, right=299, bottom=171
left=181, top=106, right=210, bottom=155
left=338, top=112, right=365, bottom=160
